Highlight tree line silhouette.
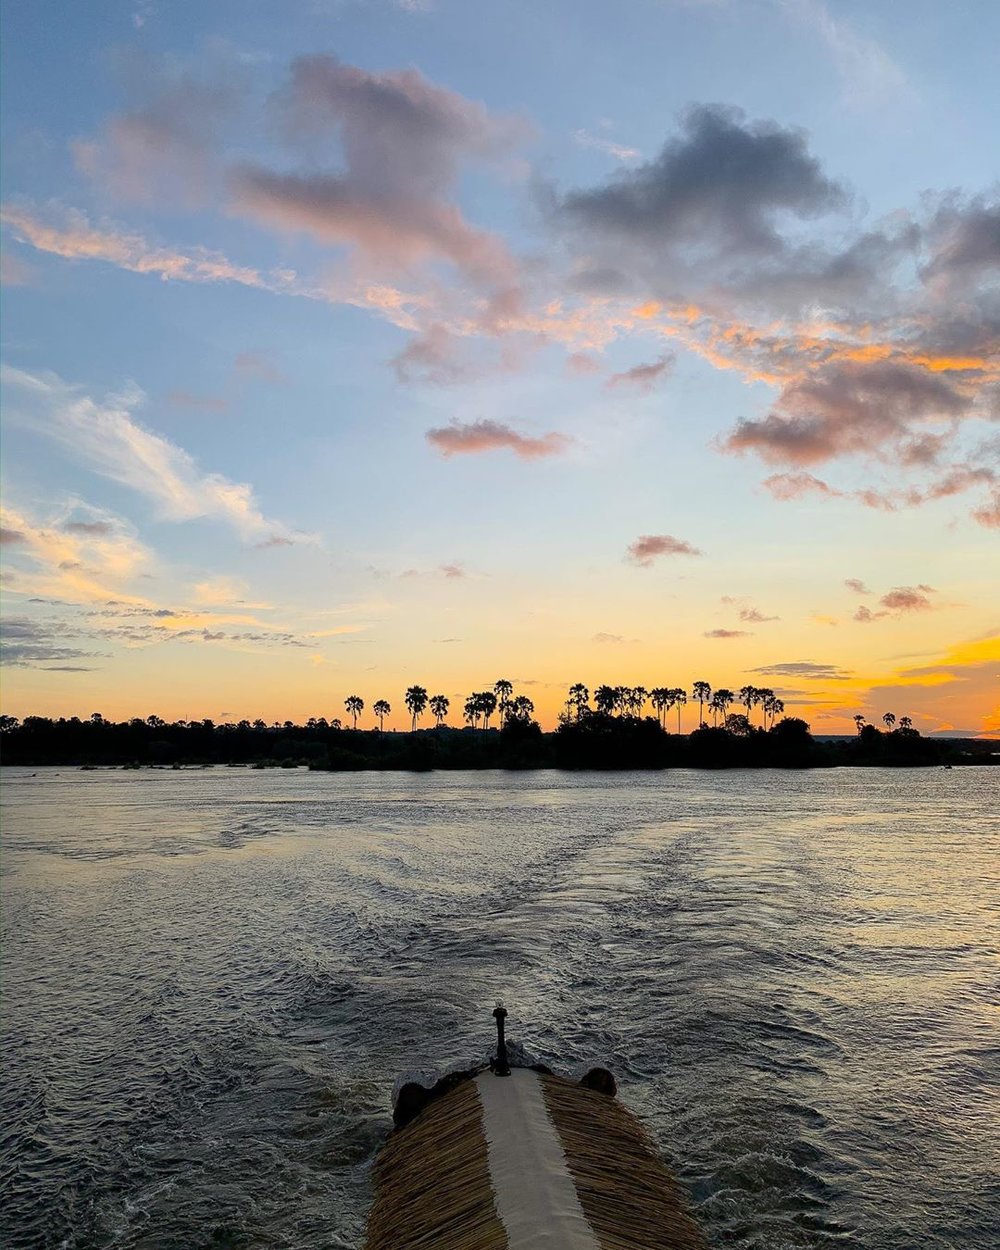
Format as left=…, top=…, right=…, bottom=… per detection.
left=0, top=676, right=993, bottom=770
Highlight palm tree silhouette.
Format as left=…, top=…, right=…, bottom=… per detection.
left=373, top=699, right=390, bottom=732
left=739, top=685, right=760, bottom=726
left=463, top=695, right=480, bottom=728
left=429, top=694, right=449, bottom=727
left=510, top=694, right=535, bottom=721
left=899, top=715, right=913, bottom=731
left=567, top=683, right=590, bottom=720
left=405, top=685, right=428, bottom=732
left=494, top=679, right=513, bottom=728
left=853, top=713, right=866, bottom=734
left=713, top=688, right=735, bottom=726
left=883, top=712, right=896, bottom=730
left=762, top=693, right=783, bottom=728
left=345, top=695, right=364, bottom=730
left=671, top=688, right=687, bottom=733
left=479, top=691, right=498, bottom=730
left=594, top=685, right=617, bottom=716
left=632, top=686, right=648, bottom=717
left=649, top=687, right=669, bottom=729
left=692, top=680, right=711, bottom=727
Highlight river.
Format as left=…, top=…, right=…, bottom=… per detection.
left=1, top=766, right=997, bottom=1249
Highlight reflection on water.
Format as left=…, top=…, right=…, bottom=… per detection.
left=1, top=767, right=997, bottom=1249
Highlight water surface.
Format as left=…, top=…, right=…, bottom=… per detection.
left=2, top=766, right=997, bottom=1249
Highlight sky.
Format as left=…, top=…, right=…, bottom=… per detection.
left=1, top=0, right=998, bottom=735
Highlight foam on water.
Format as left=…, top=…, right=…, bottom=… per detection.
left=1, top=766, right=998, bottom=1249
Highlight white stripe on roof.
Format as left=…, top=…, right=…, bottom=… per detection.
left=475, top=1068, right=601, bottom=1250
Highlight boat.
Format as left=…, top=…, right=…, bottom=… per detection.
left=365, top=1004, right=707, bottom=1249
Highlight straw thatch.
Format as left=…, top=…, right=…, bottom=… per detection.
left=365, top=1076, right=506, bottom=1250
left=365, top=1069, right=708, bottom=1250
left=542, top=1074, right=708, bottom=1250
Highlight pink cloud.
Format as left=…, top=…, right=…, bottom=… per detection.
left=626, top=534, right=703, bottom=565
left=844, top=578, right=870, bottom=594
left=762, top=471, right=840, bottom=501
left=705, top=628, right=751, bottom=638
left=426, top=419, right=569, bottom=459
left=567, top=352, right=601, bottom=375
left=606, top=352, right=674, bottom=392
left=880, top=584, right=936, bottom=612
left=229, top=54, right=526, bottom=290
left=725, top=361, right=970, bottom=467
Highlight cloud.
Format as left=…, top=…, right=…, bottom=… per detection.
left=439, top=563, right=466, bottom=579
left=72, top=49, right=246, bottom=207
left=781, top=0, right=912, bottom=111
left=845, top=578, right=870, bottom=594
left=1, top=616, right=105, bottom=668
left=854, top=584, right=937, bottom=623
left=1, top=203, right=279, bottom=292
left=725, top=360, right=970, bottom=467
left=739, top=607, right=779, bottom=623
left=229, top=54, right=526, bottom=290
left=567, top=352, right=600, bottom=375
left=555, top=104, right=847, bottom=299
left=426, top=419, right=569, bottom=459
left=3, top=365, right=297, bottom=544
left=573, top=129, right=641, bottom=162
left=754, top=660, right=852, bottom=680
left=626, top=534, right=703, bottom=565
left=1, top=526, right=26, bottom=545
left=392, top=323, right=477, bottom=384
left=234, top=350, right=286, bottom=384
left=0, top=251, right=34, bottom=287
left=1, top=502, right=153, bottom=605
left=704, top=628, right=751, bottom=638
left=853, top=635, right=1000, bottom=737
left=606, top=352, right=675, bottom=392
left=593, top=631, right=637, bottom=644
left=880, top=584, right=936, bottom=612
left=166, top=389, right=231, bottom=413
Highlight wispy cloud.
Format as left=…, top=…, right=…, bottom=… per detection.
left=606, top=352, right=675, bottom=392
left=3, top=365, right=299, bottom=545
left=779, top=0, right=913, bottom=111
left=0, top=502, right=153, bottom=605
left=755, top=660, right=853, bottom=680
left=573, top=129, right=641, bottom=162
left=704, top=628, right=751, bottom=638
left=426, top=419, right=569, bottom=459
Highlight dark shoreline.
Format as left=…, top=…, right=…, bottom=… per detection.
left=2, top=715, right=996, bottom=771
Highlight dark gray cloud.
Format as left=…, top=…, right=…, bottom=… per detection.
left=754, top=661, right=852, bottom=680
left=63, top=520, right=117, bottom=536
left=560, top=104, right=845, bottom=260
left=922, top=197, right=1000, bottom=289
left=1, top=616, right=103, bottom=668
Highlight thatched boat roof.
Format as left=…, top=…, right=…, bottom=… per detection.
left=365, top=1067, right=707, bottom=1250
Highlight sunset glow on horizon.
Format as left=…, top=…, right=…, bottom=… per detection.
left=2, top=1, right=997, bottom=736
